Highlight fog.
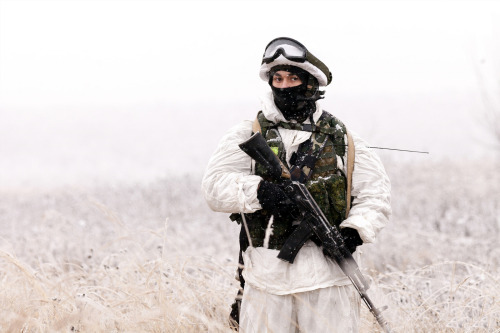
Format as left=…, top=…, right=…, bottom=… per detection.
left=1, top=0, right=499, bottom=187
left=1, top=2, right=500, bottom=330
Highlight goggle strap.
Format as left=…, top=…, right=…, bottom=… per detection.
left=305, top=51, right=332, bottom=85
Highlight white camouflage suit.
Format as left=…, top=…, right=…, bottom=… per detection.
left=202, top=89, right=391, bottom=332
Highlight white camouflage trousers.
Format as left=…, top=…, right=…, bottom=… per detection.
left=239, top=284, right=361, bottom=333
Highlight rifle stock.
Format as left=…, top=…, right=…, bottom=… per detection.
left=238, top=132, right=392, bottom=333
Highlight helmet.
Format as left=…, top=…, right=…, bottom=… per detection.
left=259, top=37, right=332, bottom=87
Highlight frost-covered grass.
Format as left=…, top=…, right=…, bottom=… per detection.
left=0, top=160, right=499, bottom=332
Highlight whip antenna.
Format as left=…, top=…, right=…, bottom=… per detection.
left=368, top=146, right=429, bottom=154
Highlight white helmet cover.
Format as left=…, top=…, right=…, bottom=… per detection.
left=260, top=55, right=330, bottom=87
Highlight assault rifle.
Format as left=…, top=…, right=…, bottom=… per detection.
left=239, top=132, right=392, bottom=333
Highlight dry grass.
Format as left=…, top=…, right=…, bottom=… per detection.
left=0, top=160, right=499, bottom=332
left=359, top=261, right=500, bottom=332
left=0, top=249, right=235, bottom=332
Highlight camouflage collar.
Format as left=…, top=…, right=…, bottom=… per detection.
left=259, top=111, right=337, bottom=135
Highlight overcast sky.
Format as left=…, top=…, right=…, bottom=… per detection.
left=1, top=0, right=498, bottom=105
left=1, top=0, right=499, bottom=186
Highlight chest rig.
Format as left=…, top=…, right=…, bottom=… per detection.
left=231, top=111, right=349, bottom=251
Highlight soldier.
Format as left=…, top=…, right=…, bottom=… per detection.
left=202, top=37, right=391, bottom=333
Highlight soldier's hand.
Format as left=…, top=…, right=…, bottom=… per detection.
left=257, top=180, right=299, bottom=218
left=340, top=227, right=363, bottom=253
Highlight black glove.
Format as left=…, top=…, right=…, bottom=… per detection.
left=257, top=180, right=299, bottom=217
left=341, top=227, right=363, bottom=254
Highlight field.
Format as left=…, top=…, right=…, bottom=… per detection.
left=0, top=159, right=499, bottom=332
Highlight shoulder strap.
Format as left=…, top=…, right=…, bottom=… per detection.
left=345, top=130, right=355, bottom=219
left=252, top=116, right=262, bottom=133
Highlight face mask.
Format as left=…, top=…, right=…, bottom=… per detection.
left=271, top=83, right=316, bottom=122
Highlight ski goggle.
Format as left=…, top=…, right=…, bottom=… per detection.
left=262, top=37, right=309, bottom=64
left=262, top=37, right=332, bottom=85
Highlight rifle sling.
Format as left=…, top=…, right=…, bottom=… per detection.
left=345, top=130, right=355, bottom=219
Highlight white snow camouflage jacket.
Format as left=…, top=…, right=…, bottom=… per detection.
left=202, top=92, right=391, bottom=295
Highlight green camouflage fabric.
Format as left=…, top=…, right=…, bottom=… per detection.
left=230, top=111, right=348, bottom=251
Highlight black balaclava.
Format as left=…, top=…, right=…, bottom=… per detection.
left=269, top=65, right=323, bottom=123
